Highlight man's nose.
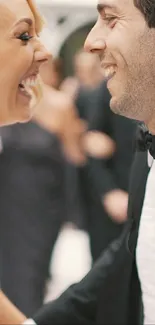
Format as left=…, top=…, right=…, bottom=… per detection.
left=84, top=26, right=106, bottom=54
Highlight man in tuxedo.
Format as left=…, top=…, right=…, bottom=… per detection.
left=1, top=0, right=155, bottom=323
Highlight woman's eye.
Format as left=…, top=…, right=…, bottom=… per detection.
left=17, top=32, right=33, bottom=42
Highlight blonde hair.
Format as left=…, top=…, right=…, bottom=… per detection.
left=27, top=0, right=44, bottom=33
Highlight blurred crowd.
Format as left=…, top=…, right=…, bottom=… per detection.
left=0, top=45, right=137, bottom=317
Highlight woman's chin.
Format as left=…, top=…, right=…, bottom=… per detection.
left=17, top=90, right=42, bottom=123
left=17, top=104, right=38, bottom=123
left=13, top=101, right=36, bottom=124
left=17, top=77, right=43, bottom=121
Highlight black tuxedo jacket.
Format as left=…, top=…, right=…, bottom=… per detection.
left=33, top=149, right=150, bottom=325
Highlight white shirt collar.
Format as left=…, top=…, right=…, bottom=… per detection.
left=147, top=151, right=154, bottom=168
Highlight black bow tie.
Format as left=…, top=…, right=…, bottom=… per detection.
left=136, top=124, right=155, bottom=159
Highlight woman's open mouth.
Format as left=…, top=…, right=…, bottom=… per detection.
left=18, top=75, right=39, bottom=101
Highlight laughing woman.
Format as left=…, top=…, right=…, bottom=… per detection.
left=0, top=0, right=49, bottom=124
left=0, top=0, right=49, bottom=323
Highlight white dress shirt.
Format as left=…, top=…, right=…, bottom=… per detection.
left=23, top=319, right=36, bottom=324
left=136, top=153, right=155, bottom=324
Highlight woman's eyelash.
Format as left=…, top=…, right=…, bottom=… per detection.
left=17, top=32, right=33, bottom=42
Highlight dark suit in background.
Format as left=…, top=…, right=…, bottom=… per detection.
left=0, top=122, right=66, bottom=316
left=75, top=81, right=137, bottom=261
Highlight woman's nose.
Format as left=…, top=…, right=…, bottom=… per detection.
left=35, top=42, right=51, bottom=65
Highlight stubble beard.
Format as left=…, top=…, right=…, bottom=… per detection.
left=109, top=57, right=155, bottom=123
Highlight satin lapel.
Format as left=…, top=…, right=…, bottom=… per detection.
left=127, top=151, right=150, bottom=255
left=128, top=151, right=149, bottom=218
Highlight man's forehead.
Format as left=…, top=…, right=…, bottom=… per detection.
left=97, top=0, right=129, bottom=10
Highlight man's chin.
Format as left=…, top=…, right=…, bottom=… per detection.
left=109, top=96, right=118, bottom=114
left=110, top=96, right=126, bottom=117
left=110, top=96, right=137, bottom=120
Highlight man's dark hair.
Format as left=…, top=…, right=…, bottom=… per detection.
left=134, top=0, right=155, bottom=28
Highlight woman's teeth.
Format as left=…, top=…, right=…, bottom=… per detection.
left=18, top=75, right=43, bottom=108
left=19, top=77, right=38, bottom=91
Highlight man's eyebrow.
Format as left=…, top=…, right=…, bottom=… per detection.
left=97, top=3, right=118, bottom=14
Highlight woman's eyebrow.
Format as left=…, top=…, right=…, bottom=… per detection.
left=13, top=17, right=33, bottom=28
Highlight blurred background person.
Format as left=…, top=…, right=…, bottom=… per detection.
left=60, top=49, right=109, bottom=231
left=60, top=48, right=132, bottom=259
left=60, top=49, right=103, bottom=99
left=74, top=49, right=103, bottom=90
left=75, top=79, right=137, bottom=262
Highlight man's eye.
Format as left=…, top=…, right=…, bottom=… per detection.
left=17, top=32, right=33, bottom=42
left=103, top=16, right=117, bottom=28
